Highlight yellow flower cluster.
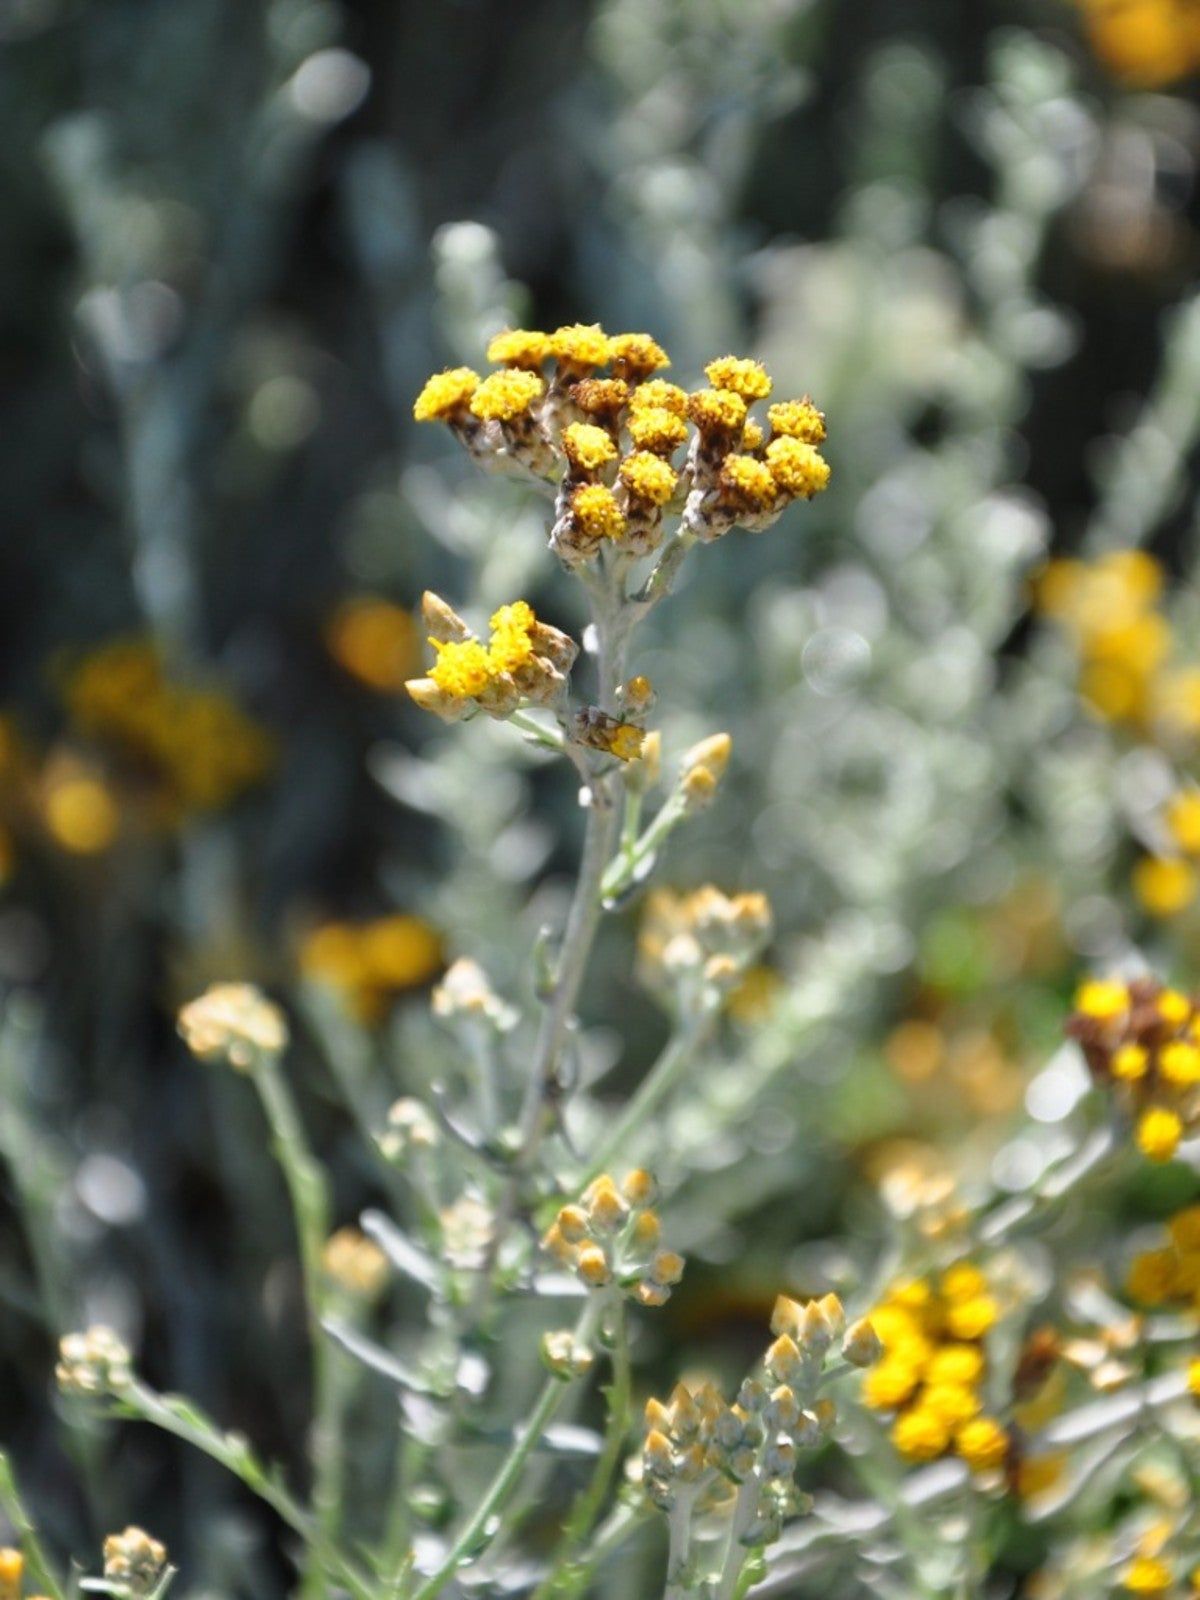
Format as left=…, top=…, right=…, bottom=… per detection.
left=542, top=1170, right=684, bottom=1306
left=864, top=1266, right=1008, bottom=1472
left=637, top=885, right=773, bottom=1003
left=1035, top=551, right=1200, bottom=738
left=1067, top=975, right=1200, bottom=1161
left=414, top=326, right=830, bottom=567
left=406, top=592, right=578, bottom=725
left=65, top=638, right=272, bottom=814
left=300, top=913, right=442, bottom=1022
left=102, top=1528, right=168, bottom=1599
left=177, top=983, right=289, bottom=1072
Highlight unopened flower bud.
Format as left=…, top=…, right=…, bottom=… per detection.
left=557, top=1204, right=590, bottom=1243
left=540, top=1329, right=594, bottom=1380
left=842, top=1317, right=883, bottom=1368
left=650, top=1249, right=685, bottom=1287
left=0, top=1550, right=23, bottom=1600
left=622, top=1168, right=657, bottom=1206
left=765, top=1334, right=803, bottom=1383
left=576, top=1245, right=611, bottom=1286
left=584, top=1175, right=630, bottom=1233
left=102, top=1528, right=168, bottom=1598
left=56, top=1327, right=133, bottom=1397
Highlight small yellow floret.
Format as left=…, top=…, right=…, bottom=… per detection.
left=562, top=422, right=618, bottom=472
left=551, top=323, right=611, bottom=368
left=688, top=388, right=747, bottom=433
left=413, top=367, right=480, bottom=422
left=955, top=1416, right=1008, bottom=1473
left=1073, top=978, right=1128, bottom=1021
left=572, top=484, right=627, bottom=541
left=922, top=1383, right=980, bottom=1427
left=765, top=436, right=831, bottom=499
left=741, top=419, right=765, bottom=452
left=1188, top=1357, right=1200, bottom=1398
left=862, top=1359, right=921, bottom=1410
left=610, top=723, right=647, bottom=762
left=719, top=454, right=777, bottom=510
left=1134, top=856, right=1197, bottom=917
left=768, top=397, right=827, bottom=443
left=469, top=369, right=544, bottom=421
left=1167, top=791, right=1200, bottom=855
left=1137, top=1106, right=1183, bottom=1163
left=619, top=451, right=678, bottom=506
left=1113, top=1043, right=1149, bottom=1080
left=628, top=407, right=688, bottom=454
left=1127, top=1248, right=1177, bottom=1305
left=487, top=601, right=537, bottom=674
left=1157, top=988, right=1192, bottom=1025
left=1122, top=1556, right=1173, bottom=1594
left=704, top=355, right=772, bottom=401
left=630, top=379, right=688, bottom=416
left=428, top=638, right=492, bottom=698
left=941, top=1263, right=987, bottom=1302
left=0, top=1550, right=24, bottom=1600
left=925, top=1344, right=985, bottom=1386
left=891, top=1406, right=950, bottom=1461
left=1161, top=1040, right=1200, bottom=1086
left=486, top=329, right=551, bottom=369
left=944, top=1294, right=999, bottom=1341
left=609, top=333, right=670, bottom=375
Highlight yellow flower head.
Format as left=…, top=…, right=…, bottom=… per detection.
left=609, top=723, right=647, bottom=762
left=487, top=601, right=537, bottom=674
left=1137, top=1106, right=1183, bottom=1163
left=741, top=418, right=765, bottom=452
left=891, top=1406, right=950, bottom=1462
left=922, top=1382, right=981, bottom=1427
left=428, top=638, right=492, bottom=698
left=327, top=598, right=417, bottom=691
left=1188, top=1357, right=1200, bottom=1398
left=688, top=387, right=747, bottom=434
left=1073, top=978, right=1128, bottom=1021
left=630, top=378, right=688, bottom=417
left=766, top=435, right=831, bottom=499
left=1166, top=791, right=1200, bottom=855
left=1133, top=856, right=1197, bottom=918
left=572, top=483, right=627, bottom=541
left=628, top=406, right=688, bottom=455
left=1122, top=1557, right=1173, bottom=1595
left=469, top=368, right=544, bottom=422
left=1158, top=988, right=1192, bottom=1025
left=413, top=367, right=480, bottom=422
left=925, top=1343, right=985, bottom=1387
left=704, top=355, right=772, bottom=401
left=862, top=1358, right=922, bottom=1411
left=619, top=451, right=678, bottom=506
left=609, top=332, right=670, bottom=377
left=944, top=1294, right=999, bottom=1341
left=562, top=422, right=618, bottom=473
left=1113, top=1043, right=1149, bottom=1081
left=573, top=377, right=630, bottom=417
left=551, top=322, right=611, bottom=369
left=941, top=1263, right=987, bottom=1302
left=1161, top=1040, right=1200, bottom=1087
left=719, top=454, right=777, bottom=511
left=768, top=397, right=827, bottom=443
left=486, top=328, right=551, bottom=369
left=955, top=1416, right=1008, bottom=1473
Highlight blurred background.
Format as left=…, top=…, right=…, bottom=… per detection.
left=5, top=0, right=1200, bottom=1592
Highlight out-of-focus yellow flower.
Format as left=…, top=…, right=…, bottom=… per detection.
left=327, top=597, right=419, bottom=691
left=63, top=638, right=272, bottom=818
left=1133, top=855, right=1197, bottom=917
left=1137, top=1105, right=1183, bottom=1162
left=1121, top=1555, right=1174, bottom=1594
left=300, top=913, right=442, bottom=1022
left=43, top=769, right=120, bottom=855
left=1166, top=790, right=1200, bottom=854
left=1078, top=0, right=1200, bottom=88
